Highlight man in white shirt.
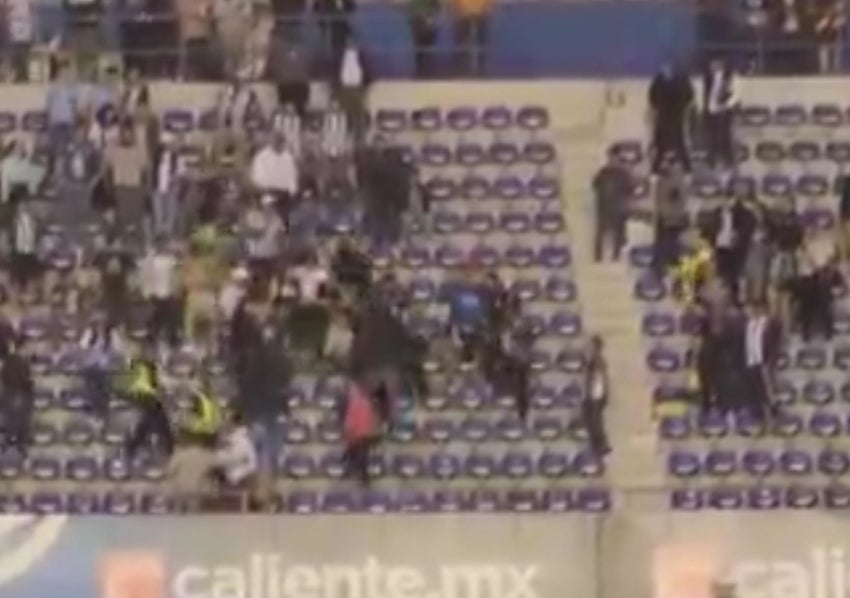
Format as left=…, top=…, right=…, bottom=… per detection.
left=743, top=302, right=779, bottom=420
left=140, top=242, right=181, bottom=347
left=250, top=133, right=298, bottom=225
left=214, top=413, right=258, bottom=487
left=702, top=58, right=740, bottom=170
left=291, top=252, right=329, bottom=302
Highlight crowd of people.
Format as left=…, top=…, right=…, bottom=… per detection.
left=594, top=56, right=846, bottom=421
left=0, top=36, right=566, bottom=508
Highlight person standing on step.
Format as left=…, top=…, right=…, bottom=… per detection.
left=702, top=57, right=740, bottom=171
left=582, top=335, right=610, bottom=456
left=648, top=62, right=694, bottom=174
left=592, top=153, right=633, bottom=262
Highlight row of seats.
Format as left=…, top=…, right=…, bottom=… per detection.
left=370, top=243, right=572, bottom=270
left=429, top=211, right=564, bottom=235
left=628, top=174, right=848, bottom=202
left=0, top=486, right=610, bottom=515
left=612, top=139, right=850, bottom=165
left=671, top=486, right=849, bottom=510
left=737, top=104, right=850, bottom=128
left=647, top=346, right=850, bottom=373
left=669, top=449, right=850, bottom=477
left=422, top=175, right=559, bottom=201
left=660, top=411, right=850, bottom=440
left=374, top=106, right=550, bottom=134
left=0, top=450, right=605, bottom=482
left=16, top=414, right=580, bottom=448
left=397, top=142, right=557, bottom=168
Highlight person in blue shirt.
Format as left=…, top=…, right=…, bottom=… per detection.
left=447, top=274, right=487, bottom=363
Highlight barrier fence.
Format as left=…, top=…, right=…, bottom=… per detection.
left=1, top=510, right=849, bottom=598
left=6, top=0, right=850, bottom=79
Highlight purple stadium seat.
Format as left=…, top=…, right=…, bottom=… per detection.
left=544, top=276, right=576, bottom=302
left=162, top=109, right=194, bottom=133
left=423, top=177, right=457, bottom=201
left=523, top=142, right=556, bottom=165
left=433, top=490, right=464, bottom=512
left=774, top=104, right=807, bottom=126
left=392, top=454, right=425, bottom=480
left=29, top=457, right=60, bottom=481
left=435, top=244, right=465, bottom=268
left=577, top=488, right=611, bottom=512
left=499, top=211, right=532, bottom=233
left=411, top=107, right=442, bottom=131
left=697, top=411, right=728, bottom=437
left=421, top=143, right=451, bottom=166
left=505, top=245, right=535, bottom=268
left=810, top=412, right=842, bottom=438
left=537, top=452, right=570, bottom=478
left=481, top=106, right=512, bottom=130
left=281, top=454, right=316, bottom=479
left=534, top=212, right=565, bottom=234
left=647, top=346, right=681, bottom=372
left=574, top=450, right=605, bottom=477
left=446, top=106, right=477, bottom=131
left=742, top=450, right=775, bottom=476
left=460, top=175, right=491, bottom=200
left=322, top=491, right=356, bottom=513
left=465, top=454, right=497, bottom=479
left=516, top=106, right=549, bottom=130
left=738, top=105, right=770, bottom=127
left=510, top=278, right=542, bottom=302
left=456, top=142, right=487, bottom=166
left=755, top=141, right=785, bottom=163
left=469, top=244, right=501, bottom=268
left=530, top=417, right=562, bottom=441
left=748, top=487, right=782, bottom=510
left=803, top=379, right=834, bottom=406
left=506, top=489, right=539, bottom=512
left=780, top=450, right=813, bottom=475
left=529, top=175, right=559, bottom=200
left=827, top=141, right=850, bottom=163
left=422, top=418, right=455, bottom=443
left=671, top=489, right=704, bottom=511
left=429, top=453, right=461, bottom=480
left=796, top=174, right=830, bottom=198
left=397, top=490, right=430, bottom=513
left=541, top=489, right=574, bottom=512
left=819, top=450, right=850, bottom=475
left=433, top=211, right=464, bottom=234
left=705, top=450, right=737, bottom=476
left=103, top=493, right=136, bottom=514
left=634, top=274, right=666, bottom=302
left=319, top=453, right=345, bottom=479
left=643, top=312, right=676, bottom=337
left=538, top=244, right=571, bottom=268
left=825, top=486, right=850, bottom=509
left=772, top=412, right=803, bottom=438
left=465, top=212, right=496, bottom=234
left=63, top=419, right=96, bottom=447
left=548, top=311, right=582, bottom=337
left=489, top=142, right=521, bottom=166
left=787, top=486, right=820, bottom=509
left=494, top=176, right=525, bottom=200
left=709, top=488, right=744, bottom=510
left=374, top=108, right=407, bottom=133
left=659, top=416, right=690, bottom=440
left=789, top=141, right=821, bottom=162
left=812, top=103, right=843, bottom=126
left=761, top=173, right=793, bottom=198
left=31, top=493, right=64, bottom=514
left=493, top=417, right=525, bottom=441
left=67, top=493, right=100, bottom=514
left=734, top=412, right=765, bottom=438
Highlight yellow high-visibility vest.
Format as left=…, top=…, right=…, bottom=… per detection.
left=128, top=363, right=156, bottom=399
left=185, top=390, right=222, bottom=435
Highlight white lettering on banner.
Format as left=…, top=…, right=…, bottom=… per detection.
left=171, top=555, right=540, bottom=598
left=729, top=547, right=850, bottom=598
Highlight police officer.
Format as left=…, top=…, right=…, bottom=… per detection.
left=125, top=356, right=175, bottom=458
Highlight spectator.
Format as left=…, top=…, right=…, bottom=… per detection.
left=672, top=232, right=713, bottom=304
left=6, top=0, right=34, bottom=82
left=242, top=195, right=285, bottom=284
left=9, top=197, right=40, bottom=296
left=151, top=133, right=187, bottom=240
left=703, top=190, right=757, bottom=301
left=321, top=98, right=350, bottom=164
left=213, top=0, right=252, bottom=79
left=652, top=160, right=688, bottom=276
left=648, top=62, right=694, bottom=173
left=408, top=0, right=440, bottom=78
left=250, top=134, right=299, bottom=224
left=0, top=344, right=33, bottom=454
left=79, top=318, right=124, bottom=419
left=176, top=0, right=214, bottom=80
left=592, top=153, right=632, bottom=262
left=742, top=301, right=780, bottom=420
left=290, top=250, right=330, bottom=303
left=94, top=237, right=134, bottom=327
left=335, top=39, right=369, bottom=145
left=212, top=411, right=258, bottom=489
left=125, top=355, right=175, bottom=458
left=795, top=230, right=841, bottom=341
left=64, top=0, right=102, bottom=74
left=450, top=0, right=493, bottom=75
left=105, top=121, right=149, bottom=227
left=766, top=196, right=802, bottom=327
left=314, top=0, right=353, bottom=63
left=273, top=104, right=304, bottom=162
left=183, top=236, right=226, bottom=342
left=342, top=379, right=379, bottom=486
left=701, top=57, right=740, bottom=171
left=89, top=67, right=121, bottom=119
left=119, top=68, right=151, bottom=119
left=447, top=270, right=487, bottom=364
left=582, top=335, right=610, bottom=456
left=840, top=176, right=850, bottom=262
left=1, top=140, right=45, bottom=205
left=219, top=266, right=250, bottom=321
left=46, top=64, right=79, bottom=159
left=140, top=239, right=181, bottom=347
left=808, top=0, right=845, bottom=72
left=271, top=0, right=307, bottom=38
left=268, top=36, right=311, bottom=117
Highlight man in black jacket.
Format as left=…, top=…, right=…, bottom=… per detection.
left=648, top=63, right=694, bottom=174
left=1, top=344, right=33, bottom=454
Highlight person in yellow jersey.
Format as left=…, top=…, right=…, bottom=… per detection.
left=125, top=354, right=175, bottom=458
left=672, top=235, right=713, bottom=305
left=181, top=381, right=223, bottom=447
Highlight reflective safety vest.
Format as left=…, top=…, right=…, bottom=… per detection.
left=128, top=362, right=156, bottom=399
left=185, top=390, right=222, bottom=435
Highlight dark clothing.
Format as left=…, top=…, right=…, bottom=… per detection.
left=796, top=267, right=841, bottom=341
left=705, top=111, right=735, bottom=168
left=148, top=297, right=182, bottom=347
left=126, top=398, right=175, bottom=457
left=648, top=71, right=694, bottom=173
left=409, top=16, right=438, bottom=77
left=454, top=15, right=488, bottom=75
left=592, top=164, right=632, bottom=262
left=704, top=202, right=757, bottom=299
left=582, top=356, right=610, bottom=455
left=343, top=437, right=373, bottom=485
left=315, top=0, right=354, bottom=62
left=1, top=353, right=34, bottom=453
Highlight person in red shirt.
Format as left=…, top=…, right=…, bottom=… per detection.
left=343, top=380, right=379, bottom=486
